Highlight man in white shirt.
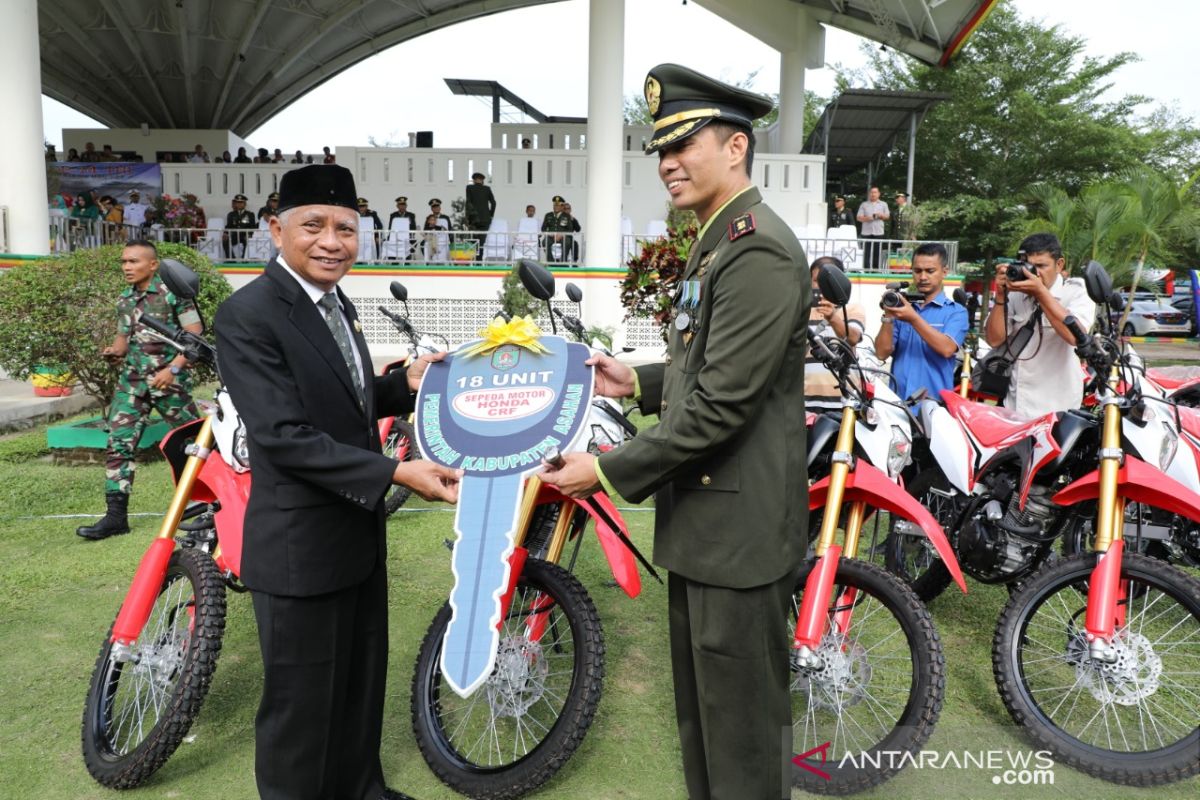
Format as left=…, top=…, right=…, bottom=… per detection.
left=985, top=232, right=1096, bottom=418
left=187, top=144, right=209, bottom=164
left=856, top=186, right=889, bottom=271
left=123, top=191, right=148, bottom=228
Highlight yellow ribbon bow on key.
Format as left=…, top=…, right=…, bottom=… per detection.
left=459, top=315, right=550, bottom=357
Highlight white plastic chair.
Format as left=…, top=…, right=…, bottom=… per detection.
left=645, top=219, right=668, bottom=240
left=512, top=216, right=540, bottom=260
left=245, top=230, right=272, bottom=262
left=383, top=217, right=411, bottom=261
left=358, top=217, right=378, bottom=261
left=196, top=220, right=224, bottom=262
left=482, top=218, right=509, bottom=261
left=621, top=217, right=636, bottom=259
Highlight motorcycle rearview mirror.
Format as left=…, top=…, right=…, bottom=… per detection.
left=389, top=280, right=411, bottom=317
left=516, top=259, right=555, bottom=301
left=565, top=282, right=583, bottom=304
left=1082, top=260, right=1112, bottom=306
left=157, top=258, right=205, bottom=331
left=158, top=258, right=200, bottom=301
left=815, top=262, right=852, bottom=308
left=516, top=259, right=557, bottom=334
left=952, top=288, right=968, bottom=306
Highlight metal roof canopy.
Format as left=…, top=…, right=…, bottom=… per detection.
left=803, top=89, right=949, bottom=191
left=443, top=79, right=586, bottom=124
left=38, top=0, right=995, bottom=139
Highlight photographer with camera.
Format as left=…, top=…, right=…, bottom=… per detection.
left=875, top=242, right=967, bottom=399
left=985, top=232, right=1094, bottom=418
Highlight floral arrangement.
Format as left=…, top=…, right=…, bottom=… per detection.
left=149, top=194, right=205, bottom=229
left=618, top=224, right=696, bottom=342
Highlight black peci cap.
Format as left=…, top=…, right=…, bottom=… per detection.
left=277, top=164, right=359, bottom=212
left=643, top=63, right=773, bottom=155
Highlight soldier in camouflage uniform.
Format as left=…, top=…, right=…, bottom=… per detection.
left=77, top=240, right=203, bottom=540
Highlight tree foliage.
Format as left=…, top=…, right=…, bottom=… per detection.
left=0, top=243, right=232, bottom=411
left=842, top=4, right=1200, bottom=264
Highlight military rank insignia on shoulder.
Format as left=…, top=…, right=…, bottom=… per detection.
left=729, top=213, right=756, bottom=241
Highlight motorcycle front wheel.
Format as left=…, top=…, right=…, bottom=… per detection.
left=791, top=558, right=945, bottom=795
left=382, top=419, right=419, bottom=516
left=81, top=547, right=227, bottom=788
left=993, top=551, right=1200, bottom=785
left=410, top=558, right=604, bottom=800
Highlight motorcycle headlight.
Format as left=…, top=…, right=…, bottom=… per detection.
left=233, top=422, right=251, bottom=469
left=886, top=425, right=912, bottom=478
left=1160, top=422, right=1178, bottom=472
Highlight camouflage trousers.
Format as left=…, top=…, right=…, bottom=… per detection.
left=105, top=372, right=200, bottom=494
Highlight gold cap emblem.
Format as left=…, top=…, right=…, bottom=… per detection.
left=645, top=76, right=662, bottom=116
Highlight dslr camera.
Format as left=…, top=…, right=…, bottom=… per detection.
left=1004, top=250, right=1039, bottom=282
left=880, top=281, right=923, bottom=309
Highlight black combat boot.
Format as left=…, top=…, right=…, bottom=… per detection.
left=76, top=492, right=131, bottom=540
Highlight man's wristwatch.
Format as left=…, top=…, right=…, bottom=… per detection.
left=880, top=315, right=893, bottom=324
left=169, top=365, right=181, bottom=376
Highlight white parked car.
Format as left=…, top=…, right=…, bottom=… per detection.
left=1112, top=298, right=1192, bottom=337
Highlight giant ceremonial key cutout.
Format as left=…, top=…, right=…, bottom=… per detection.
left=416, top=317, right=593, bottom=696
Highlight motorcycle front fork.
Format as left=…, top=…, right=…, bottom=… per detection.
left=1085, top=393, right=1129, bottom=661
left=794, top=407, right=864, bottom=665
left=496, top=476, right=577, bottom=644
left=110, top=416, right=217, bottom=652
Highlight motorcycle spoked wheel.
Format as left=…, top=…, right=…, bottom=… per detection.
left=883, top=469, right=961, bottom=602
left=790, top=558, right=945, bottom=796
left=410, top=559, right=604, bottom=800
left=81, top=547, right=227, bottom=788
left=993, top=551, right=1200, bottom=786
left=382, top=419, right=420, bottom=516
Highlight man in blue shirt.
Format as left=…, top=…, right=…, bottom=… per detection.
left=875, top=242, right=967, bottom=399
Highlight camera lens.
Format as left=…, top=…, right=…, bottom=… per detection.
left=881, top=290, right=902, bottom=308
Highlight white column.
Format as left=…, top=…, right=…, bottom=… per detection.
left=0, top=0, right=50, bottom=255
left=778, top=10, right=824, bottom=154
left=584, top=0, right=625, bottom=332
left=778, top=50, right=807, bottom=154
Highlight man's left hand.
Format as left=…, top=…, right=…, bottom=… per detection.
left=538, top=452, right=601, bottom=499
left=407, top=351, right=449, bottom=391
left=150, top=367, right=175, bottom=390
left=884, top=296, right=918, bottom=324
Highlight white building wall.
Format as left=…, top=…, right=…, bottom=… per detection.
left=161, top=147, right=826, bottom=251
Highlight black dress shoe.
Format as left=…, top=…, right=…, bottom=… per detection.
left=381, top=788, right=416, bottom=800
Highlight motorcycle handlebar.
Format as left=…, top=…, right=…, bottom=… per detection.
left=140, top=314, right=181, bottom=340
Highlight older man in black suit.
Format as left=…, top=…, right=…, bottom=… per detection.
left=214, top=164, right=461, bottom=800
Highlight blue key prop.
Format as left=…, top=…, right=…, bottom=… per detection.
left=416, top=317, right=593, bottom=697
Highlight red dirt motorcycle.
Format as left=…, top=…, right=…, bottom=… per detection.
left=790, top=265, right=968, bottom=795
left=992, top=262, right=1200, bottom=786
left=80, top=261, right=250, bottom=788
left=408, top=260, right=657, bottom=800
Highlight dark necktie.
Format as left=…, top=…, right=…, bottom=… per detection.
left=318, top=292, right=364, bottom=406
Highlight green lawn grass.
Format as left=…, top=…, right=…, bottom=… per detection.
left=0, top=418, right=1197, bottom=800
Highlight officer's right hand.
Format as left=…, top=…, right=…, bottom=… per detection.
left=394, top=461, right=462, bottom=503
left=586, top=354, right=636, bottom=399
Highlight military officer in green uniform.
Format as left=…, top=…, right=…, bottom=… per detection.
left=539, top=64, right=810, bottom=799
left=223, top=193, right=257, bottom=259
left=541, top=194, right=572, bottom=263
left=77, top=240, right=203, bottom=540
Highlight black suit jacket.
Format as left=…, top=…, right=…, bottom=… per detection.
left=214, top=260, right=414, bottom=596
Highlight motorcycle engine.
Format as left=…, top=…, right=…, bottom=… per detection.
left=958, top=476, right=1057, bottom=582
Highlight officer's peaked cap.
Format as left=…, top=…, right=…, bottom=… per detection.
left=643, top=63, right=772, bottom=155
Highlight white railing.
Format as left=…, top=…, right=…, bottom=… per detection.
left=1, top=206, right=8, bottom=252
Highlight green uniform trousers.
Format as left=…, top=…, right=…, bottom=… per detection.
left=668, top=570, right=794, bottom=800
